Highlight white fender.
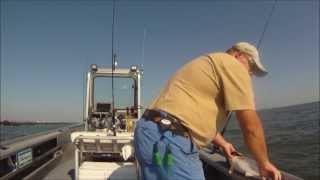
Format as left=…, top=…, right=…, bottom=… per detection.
left=121, top=145, right=133, bottom=161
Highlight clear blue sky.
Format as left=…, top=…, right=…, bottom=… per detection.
left=1, top=0, right=319, bottom=122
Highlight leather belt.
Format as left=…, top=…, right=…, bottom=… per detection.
left=142, top=109, right=190, bottom=138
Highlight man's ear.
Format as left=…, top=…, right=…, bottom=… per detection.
left=234, top=51, right=242, bottom=59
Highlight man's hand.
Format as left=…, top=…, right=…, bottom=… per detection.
left=220, top=142, right=237, bottom=159
left=212, top=133, right=237, bottom=159
left=259, top=161, right=282, bottom=180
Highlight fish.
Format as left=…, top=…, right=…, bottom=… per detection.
left=228, top=152, right=261, bottom=179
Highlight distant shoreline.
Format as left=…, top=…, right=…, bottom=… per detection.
left=0, top=120, right=75, bottom=126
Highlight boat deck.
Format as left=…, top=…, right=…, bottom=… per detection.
left=43, top=144, right=137, bottom=180
left=42, top=144, right=227, bottom=180
left=43, top=144, right=75, bottom=180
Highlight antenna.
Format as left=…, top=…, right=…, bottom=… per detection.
left=0, top=59, right=2, bottom=122
left=257, top=0, right=277, bottom=49
left=0, top=53, right=2, bottom=122
left=141, top=28, right=147, bottom=69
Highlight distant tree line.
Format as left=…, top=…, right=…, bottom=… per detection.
left=0, top=120, right=74, bottom=126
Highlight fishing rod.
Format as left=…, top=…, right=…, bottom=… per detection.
left=257, top=0, right=277, bottom=49
left=221, top=112, right=233, bottom=136
left=210, top=112, right=233, bottom=154
left=210, top=0, right=279, bottom=155
left=111, top=0, right=116, bottom=135
left=219, top=0, right=278, bottom=138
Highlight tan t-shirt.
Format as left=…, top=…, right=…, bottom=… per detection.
left=149, top=52, right=255, bottom=148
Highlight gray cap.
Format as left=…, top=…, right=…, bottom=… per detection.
left=233, top=42, right=268, bottom=77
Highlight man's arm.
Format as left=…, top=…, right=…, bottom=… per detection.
left=235, top=110, right=268, bottom=164
left=235, top=110, right=281, bottom=180
left=212, top=132, right=228, bottom=147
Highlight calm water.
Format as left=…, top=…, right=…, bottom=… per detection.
left=224, top=102, right=319, bottom=180
left=0, top=123, right=75, bottom=142
left=0, top=102, right=319, bottom=179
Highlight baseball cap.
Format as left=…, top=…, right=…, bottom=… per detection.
left=233, top=42, right=268, bottom=77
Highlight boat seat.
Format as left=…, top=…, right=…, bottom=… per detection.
left=71, top=131, right=133, bottom=153
left=71, top=131, right=133, bottom=142
left=71, top=131, right=136, bottom=180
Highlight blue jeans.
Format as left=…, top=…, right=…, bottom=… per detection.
left=134, top=118, right=205, bottom=180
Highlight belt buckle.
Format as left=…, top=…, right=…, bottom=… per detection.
left=160, top=118, right=172, bottom=126
left=159, top=118, right=172, bottom=132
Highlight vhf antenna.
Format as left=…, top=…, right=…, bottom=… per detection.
left=141, top=28, right=147, bottom=70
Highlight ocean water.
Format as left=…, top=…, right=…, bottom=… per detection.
left=0, top=102, right=319, bottom=179
left=0, top=123, right=75, bottom=142
left=224, top=102, right=319, bottom=180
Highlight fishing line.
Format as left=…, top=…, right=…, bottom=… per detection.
left=257, top=0, right=277, bottom=49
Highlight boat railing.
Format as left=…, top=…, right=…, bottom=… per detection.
left=0, top=123, right=83, bottom=146
left=0, top=123, right=83, bottom=180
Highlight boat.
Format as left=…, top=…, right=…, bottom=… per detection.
left=0, top=64, right=304, bottom=180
